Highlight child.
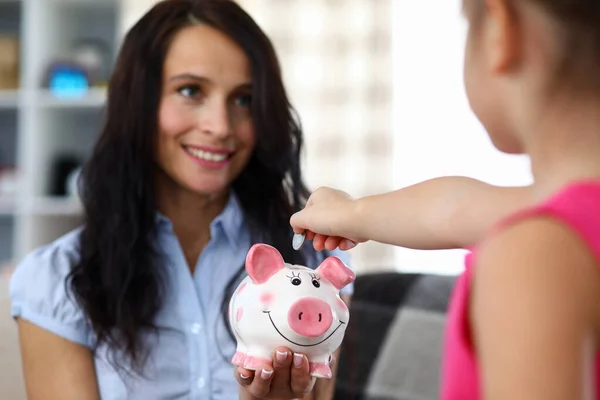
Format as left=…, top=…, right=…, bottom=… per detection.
left=291, top=0, right=600, bottom=398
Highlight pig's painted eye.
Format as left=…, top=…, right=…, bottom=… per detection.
left=287, top=272, right=302, bottom=286
left=310, top=273, right=321, bottom=288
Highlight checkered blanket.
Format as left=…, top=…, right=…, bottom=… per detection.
left=335, top=272, right=456, bottom=400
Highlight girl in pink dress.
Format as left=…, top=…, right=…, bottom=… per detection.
left=290, top=0, right=600, bottom=398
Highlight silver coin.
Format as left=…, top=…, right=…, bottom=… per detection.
left=292, top=232, right=305, bottom=250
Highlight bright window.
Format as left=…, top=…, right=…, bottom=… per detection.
left=391, top=0, right=532, bottom=274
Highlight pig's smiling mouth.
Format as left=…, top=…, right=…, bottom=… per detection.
left=263, top=311, right=346, bottom=347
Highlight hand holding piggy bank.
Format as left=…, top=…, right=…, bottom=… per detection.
left=229, top=243, right=355, bottom=379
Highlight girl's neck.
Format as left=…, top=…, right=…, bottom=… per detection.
left=523, top=96, right=600, bottom=201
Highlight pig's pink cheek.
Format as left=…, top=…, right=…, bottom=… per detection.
left=236, top=307, right=244, bottom=322
left=238, top=282, right=247, bottom=294
left=260, top=292, right=275, bottom=307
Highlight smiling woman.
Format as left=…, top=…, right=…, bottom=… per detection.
left=8, top=1, right=353, bottom=400
left=157, top=24, right=256, bottom=200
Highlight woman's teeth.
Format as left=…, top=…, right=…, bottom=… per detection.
left=185, top=147, right=229, bottom=162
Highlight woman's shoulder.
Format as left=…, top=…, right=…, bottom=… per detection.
left=11, top=227, right=83, bottom=281
left=9, top=227, right=92, bottom=347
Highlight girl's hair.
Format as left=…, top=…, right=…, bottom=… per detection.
left=464, top=0, right=600, bottom=93
left=67, top=0, right=316, bottom=375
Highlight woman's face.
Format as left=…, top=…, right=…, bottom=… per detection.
left=157, top=23, right=256, bottom=198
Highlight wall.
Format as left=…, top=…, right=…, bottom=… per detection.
left=239, top=0, right=395, bottom=273
left=120, top=0, right=157, bottom=37
left=391, top=0, right=533, bottom=275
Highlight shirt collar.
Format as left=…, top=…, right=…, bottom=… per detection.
left=211, top=191, right=244, bottom=247
left=154, top=191, right=245, bottom=248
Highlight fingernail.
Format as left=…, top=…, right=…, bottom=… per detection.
left=292, top=232, right=305, bottom=250
left=343, top=239, right=356, bottom=249
left=261, top=369, right=273, bottom=379
left=240, top=373, right=250, bottom=379
left=276, top=350, right=287, bottom=362
left=293, top=353, right=303, bottom=368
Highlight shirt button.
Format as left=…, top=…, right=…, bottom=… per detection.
left=197, top=377, right=205, bottom=389
left=191, top=323, right=202, bottom=334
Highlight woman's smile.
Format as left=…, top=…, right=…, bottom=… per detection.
left=182, top=144, right=235, bottom=169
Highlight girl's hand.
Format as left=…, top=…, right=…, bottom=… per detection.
left=290, top=187, right=363, bottom=251
left=236, top=347, right=317, bottom=399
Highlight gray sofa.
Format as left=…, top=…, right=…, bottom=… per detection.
left=335, top=272, right=456, bottom=400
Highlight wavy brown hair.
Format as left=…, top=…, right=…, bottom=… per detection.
left=67, top=0, right=321, bottom=376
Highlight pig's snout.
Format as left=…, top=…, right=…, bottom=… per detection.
left=288, top=298, right=333, bottom=337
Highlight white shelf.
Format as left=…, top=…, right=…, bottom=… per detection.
left=51, top=0, right=117, bottom=9
left=0, top=196, right=81, bottom=216
left=2, top=0, right=120, bottom=260
left=0, top=90, right=20, bottom=108
left=28, top=196, right=82, bottom=216
left=0, top=88, right=107, bottom=109
left=0, top=196, right=15, bottom=216
left=36, top=88, right=107, bottom=109
left=0, top=0, right=117, bottom=7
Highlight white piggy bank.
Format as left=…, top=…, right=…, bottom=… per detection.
left=229, top=243, right=355, bottom=379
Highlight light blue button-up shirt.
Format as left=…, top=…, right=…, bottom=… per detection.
left=9, top=193, right=352, bottom=400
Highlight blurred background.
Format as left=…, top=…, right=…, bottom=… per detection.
left=0, top=0, right=532, bottom=397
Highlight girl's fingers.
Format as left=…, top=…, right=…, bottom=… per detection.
left=324, top=236, right=342, bottom=251
left=340, top=239, right=357, bottom=251
left=313, top=234, right=327, bottom=251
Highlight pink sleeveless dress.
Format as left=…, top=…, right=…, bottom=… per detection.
left=440, top=181, right=600, bottom=399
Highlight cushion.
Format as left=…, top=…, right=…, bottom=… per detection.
left=335, top=272, right=456, bottom=400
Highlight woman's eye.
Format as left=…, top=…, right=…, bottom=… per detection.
left=235, top=94, right=252, bottom=107
left=177, top=85, right=201, bottom=98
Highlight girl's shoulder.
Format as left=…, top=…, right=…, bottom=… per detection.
left=510, top=180, right=600, bottom=257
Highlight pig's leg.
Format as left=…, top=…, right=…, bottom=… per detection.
left=308, top=354, right=333, bottom=379
left=230, top=329, right=248, bottom=366
left=243, top=347, right=273, bottom=371
left=231, top=332, right=248, bottom=366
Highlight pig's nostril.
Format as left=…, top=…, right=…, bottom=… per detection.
left=288, top=298, right=333, bottom=337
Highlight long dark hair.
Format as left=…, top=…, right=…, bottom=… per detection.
left=67, top=0, right=317, bottom=376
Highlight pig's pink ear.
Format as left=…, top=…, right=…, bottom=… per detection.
left=316, top=256, right=356, bottom=290
left=246, top=244, right=285, bottom=284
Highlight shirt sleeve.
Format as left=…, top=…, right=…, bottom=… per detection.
left=9, top=230, right=92, bottom=348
